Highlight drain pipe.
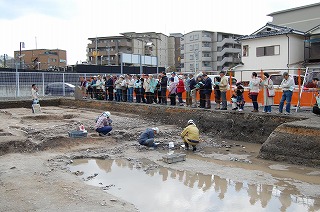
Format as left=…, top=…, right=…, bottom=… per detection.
left=286, top=33, right=290, bottom=69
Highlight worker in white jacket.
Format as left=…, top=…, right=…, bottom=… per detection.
left=279, top=72, right=295, bottom=114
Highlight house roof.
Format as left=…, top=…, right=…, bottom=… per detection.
left=306, top=24, right=320, bottom=34
left=237, top=23, right=305, bottom=41
left=267, top=2, right=320, bottom=16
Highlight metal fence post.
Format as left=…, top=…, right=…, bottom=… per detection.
left=17, top=72, right=20, bottom=97
left=42, top=72, right=45, bottom=96
left=62, top=73, right=65, bottom=96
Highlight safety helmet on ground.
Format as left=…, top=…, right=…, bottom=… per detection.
left=152, top=127, right=159, bottom=134
left=103, top=111, right=111, bottom=117
left=187, top=119, right=195, bottom=125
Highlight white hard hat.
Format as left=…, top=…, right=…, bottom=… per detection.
left=187, top=119, right=195, bottom=125
left=152, top=127, right=159, bottom=134
left=103, top=111, right=111, bottom=117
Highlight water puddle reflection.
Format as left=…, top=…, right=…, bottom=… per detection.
left=69, top=158, right=319, bottom=212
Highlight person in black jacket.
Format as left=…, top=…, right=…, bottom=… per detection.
left=203, top=74, right=212, bottom=109
left=160, top=72, right=168, bottom=105
left=105, top=75, right=114, bottom=101
left=195, top=75, right=205, bottom=108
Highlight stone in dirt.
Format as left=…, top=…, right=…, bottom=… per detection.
left=162, top=153, right=186, bottom=164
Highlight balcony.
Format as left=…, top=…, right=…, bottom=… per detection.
left=201, top=46, right=211, bottom=51
left=201, top=36, right=211, bottom=42
left=118, top=41, right=132, bottom=47
left=217, top=38, right=238, bottom=47
left=201, top=66, right=212, bottom=71
left=87, top=43, right=95, bottom=49
left=217, top=57, right=241, bottom=66
left=216, top=48, right=241, bottom=57
left=201, top=56, right=212, bottom=62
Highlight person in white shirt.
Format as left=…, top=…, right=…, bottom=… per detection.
left=279, top=72, right=295, bottom=114
left=126, top=75, right=135, bottom=102
left=31, top=84, right=39, bottom=104
left=171, top=72, right=179, bottom=84
left=249, top=72, right=261, bottom=112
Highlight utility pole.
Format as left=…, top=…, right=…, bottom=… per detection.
left=3, top=54, right=6, bottom=67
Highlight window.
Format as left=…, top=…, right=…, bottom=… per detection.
left=190, top=54, right=194, bottom=60
left=190, top=35, right=194, bottom=41
left=194, top=44, right=199, bottom=50
left=181, top=44, right=184, bottom=50
left=202, top=34, right=210, bottom=37
left=243, top=45, right=248, bottom=57
left=203, top=61, right=211, bottom=67
left=180, top=54, right=184, bottom=59
left=190, top=44, right=194, bottom=51
left=203, top=52, right=210, bottom=57
left=203, top=42, right=210, bottom=47
left=256, top=45, right=280, bottom=57
left=194, top=34, right=199, bottom=40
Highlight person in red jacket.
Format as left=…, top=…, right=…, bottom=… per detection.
left=177, top=75, right=186, bottom=106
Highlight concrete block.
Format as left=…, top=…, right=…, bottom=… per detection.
left=68, top=130, right=87, bottom=138
left=162, top=153, right=186, bottom=164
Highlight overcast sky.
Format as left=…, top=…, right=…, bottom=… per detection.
left=0, top=0, right=319, bottom=65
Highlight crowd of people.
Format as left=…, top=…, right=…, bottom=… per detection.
left=79, top=71, right=216, bottom=109
left=78, top=71, right=320, bottom=115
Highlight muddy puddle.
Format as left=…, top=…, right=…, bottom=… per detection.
left=69, top=158, right=319, bottom=212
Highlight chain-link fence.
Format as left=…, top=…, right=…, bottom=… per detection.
left=0, top=72, right=102, bottom=98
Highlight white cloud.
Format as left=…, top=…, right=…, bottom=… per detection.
left=0, top=0, right=319, bottom=65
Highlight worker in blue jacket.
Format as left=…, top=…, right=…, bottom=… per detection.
left=139, top=127, right=159, bottom=148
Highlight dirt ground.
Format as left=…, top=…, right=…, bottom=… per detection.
left=0, top=106, right=319, bottom=211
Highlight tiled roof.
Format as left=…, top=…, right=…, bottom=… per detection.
left=237, top=23, right=305, bottom=41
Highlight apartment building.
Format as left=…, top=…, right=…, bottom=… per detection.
left=87, top=32, right=176, bottom=68
left=87, top=36, right=130, bottom=66
left=180, top=30, right=242, bottom=74
left=13, top=49, right=67, bottom=70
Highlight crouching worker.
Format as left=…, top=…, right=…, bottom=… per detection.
left=139, top=127, right=159, bottom=148
left=181, top=120, right=200, bottom=152
left=95, top=111, right=112, bottom=136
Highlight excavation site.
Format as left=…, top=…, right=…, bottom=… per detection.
left=0, top=99, right=319, bottom=212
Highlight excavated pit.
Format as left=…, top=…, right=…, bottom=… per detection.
left=0, top=99, right=319, bottom=211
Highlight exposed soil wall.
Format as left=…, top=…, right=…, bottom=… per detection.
left=0, top=99, right=60, bottom=109
left=259, top=118, right=320, bottom=167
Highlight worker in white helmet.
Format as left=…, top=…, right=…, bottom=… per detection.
left=138, top=127, right=159, bottom=148
left=180, top=119, right=200, bottom=152
left=95, top=111, right=112, bottom=136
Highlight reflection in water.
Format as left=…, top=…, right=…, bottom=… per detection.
left=69, top=159, right=319, bottom=212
